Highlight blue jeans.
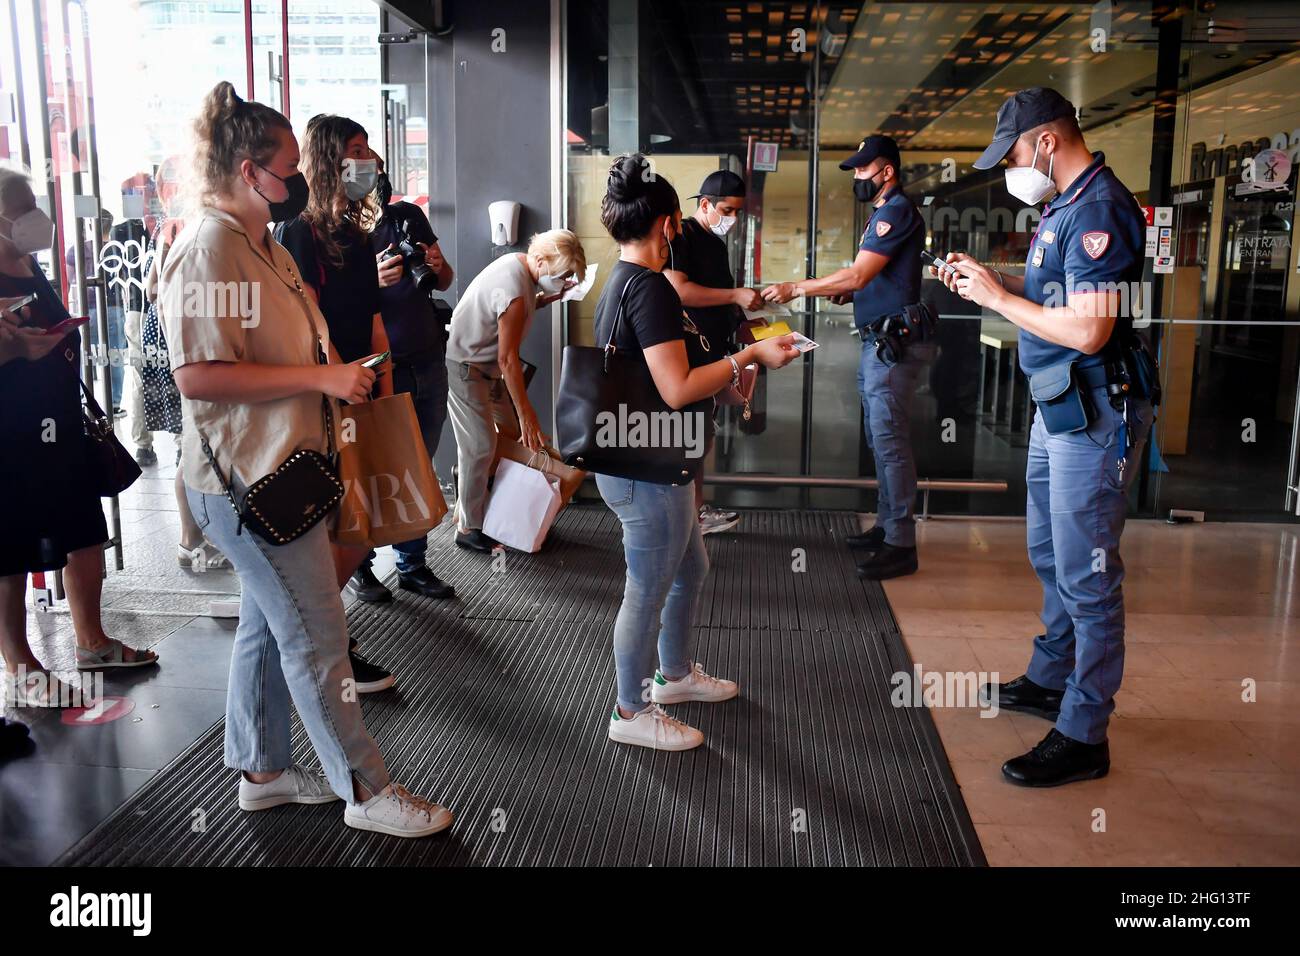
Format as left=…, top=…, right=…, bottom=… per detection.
left=187, top=486, right=391, bottom=802
left=1024, top=389, right=1153, bottom=744
left=88, top=303, right=127, bottom=405
left=362, top=357, right=448, bottom=575
left=596, top=474, right=708, bottom=714
left=857, top=339, right=935, bottom=548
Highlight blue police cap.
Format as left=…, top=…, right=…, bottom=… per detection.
left=973, top=87, right=1077, bottom=170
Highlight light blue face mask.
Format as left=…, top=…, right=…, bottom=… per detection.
left=341, top=158, right=379, bottom=201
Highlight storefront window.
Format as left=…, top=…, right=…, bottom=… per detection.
left=561, top=0, right=1300, bottom=520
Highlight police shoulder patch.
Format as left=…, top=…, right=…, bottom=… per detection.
left=875, top=219, right=892, bottom=238
left=1080, top=231, right=1110, bottom=259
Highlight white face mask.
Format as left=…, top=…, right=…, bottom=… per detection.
left=0, top=207, right=55, bottom=255
left=341, top=158, right=379, bottom=201
left=1004, top=139, right=1057, bottom=206
left=537, top=272, right=567, bottom=295
left=706, top=205, right=737, bottom=237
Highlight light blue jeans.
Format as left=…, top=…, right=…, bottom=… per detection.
left=1024, top=389, right=1153, bottom=744
left=188, top=486, right=390, bottom=802
left=596, top=474, right=708, bottom=714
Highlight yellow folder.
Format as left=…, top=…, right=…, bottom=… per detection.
left=750, top=320, right=792, bottom=340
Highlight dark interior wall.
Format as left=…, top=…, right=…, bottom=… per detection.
left=385, top=0, right=555, bottom=476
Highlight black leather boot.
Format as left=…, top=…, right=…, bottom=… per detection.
left=980, top=673, right=1063, bottom=720
left=855, top=542, right=918, bottom=580
left=397, top=566, right=456, bottom=599
left=1002, top=728, right=1109, bottom=787
left=845, top=525, right=886, bottom=550
left=347, top=566, right=392, bottom=603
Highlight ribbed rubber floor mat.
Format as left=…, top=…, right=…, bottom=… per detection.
left=59, top=507, right=984, bottom=867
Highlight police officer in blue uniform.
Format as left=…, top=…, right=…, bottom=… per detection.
left=937, top=88, right=1158, bottom=787
left=764, top=134, right=934, bottom=580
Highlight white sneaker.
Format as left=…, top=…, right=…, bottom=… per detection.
left=651, top=662, right=739, bottom=704
left=343, top=783, right=453, bottom=838
left=238, top=765, right=341, bottom=811
left=699, top=507, right=739, bottom=535
left=607, top=703, right=704, bottom=751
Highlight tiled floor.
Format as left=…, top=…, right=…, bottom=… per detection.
left=885, top=517, right=1300, bottom=866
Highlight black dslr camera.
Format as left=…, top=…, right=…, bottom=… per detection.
left=388, top=216, right=439, bottom=295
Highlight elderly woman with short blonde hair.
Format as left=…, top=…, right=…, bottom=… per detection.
left=445, top=228, right=586, bottom=552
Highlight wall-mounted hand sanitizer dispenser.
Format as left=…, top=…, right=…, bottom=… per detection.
left=489, top=200, right=520, bottom=247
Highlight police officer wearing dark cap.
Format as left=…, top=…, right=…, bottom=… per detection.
left=665, top=170, right=762, bottom=536
left=934, top=87, right=1157, bottom=787
left=765, top=134, right=934, bottom=580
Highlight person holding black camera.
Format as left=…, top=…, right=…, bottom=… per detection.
left=351, top=150, right=457, bottom=602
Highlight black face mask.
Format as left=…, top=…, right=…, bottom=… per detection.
left=255, top=165, right=310, bottom=222
left=853, top=174, right=881, bottom=203
left=376, top=171, right=393, bottom=209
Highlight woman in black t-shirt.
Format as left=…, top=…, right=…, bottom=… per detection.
left=275, top=114, right=402, bottom=691
left=590, top=155, right=797, bottom=753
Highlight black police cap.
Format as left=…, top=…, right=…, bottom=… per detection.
left=838, top=134, right=901, bottom=171
left=973, top=87, right=1077, bottom=170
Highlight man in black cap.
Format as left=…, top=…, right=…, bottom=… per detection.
left=665, top=170, right=763, bottom=535
left=933, top=87, right=1154, bottom=787
left=764, top=134, right=932, bottom=580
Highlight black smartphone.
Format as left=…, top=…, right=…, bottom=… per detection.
left=360, top=350, right=390, bottom=369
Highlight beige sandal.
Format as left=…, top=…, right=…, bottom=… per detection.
left=75, top=639, right=159, bottom=672
left=178, top=542, right=230, bottom=571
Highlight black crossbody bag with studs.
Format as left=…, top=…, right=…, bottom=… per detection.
left=198, top=243, right=344, bottom=546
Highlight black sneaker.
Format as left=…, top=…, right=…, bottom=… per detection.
left=845, top=525, right=886, bottom=550
left=348, top=649, right=395, bottom=694
left=855, top=542, right=918, bottom=580
left=347, top=566, right=392, bottom=603
left=397, top=566, right=456, bottom=599
left=455, top=529, right=499, bottom=554
left=134, top=446, right=158, bottom=467
left=1002, top=728, right=1109, bottom=787
left=980, top=674, right=1063, bottom=721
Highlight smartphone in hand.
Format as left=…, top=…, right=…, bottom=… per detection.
left=44, top=315, right=91, bottom=337
left=0, top=293, right=39, bottom=321
left=920, top=249, right=959, bottom=277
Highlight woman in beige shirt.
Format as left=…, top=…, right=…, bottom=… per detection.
left=160, top=81, right=450, bottom=838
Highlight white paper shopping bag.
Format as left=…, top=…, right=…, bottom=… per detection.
left=482, top=456, right=564, bottom=553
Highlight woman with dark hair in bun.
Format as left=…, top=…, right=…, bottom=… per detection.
left=593, top=154, right=799, bottom=751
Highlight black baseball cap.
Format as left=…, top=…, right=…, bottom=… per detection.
left=690, top=170, right=747, bottom=200
left=972, top=87, right=1077, bottom=170
left=838, top=134, right=901, bottom=171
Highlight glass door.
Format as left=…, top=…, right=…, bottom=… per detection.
left=1148, top=8, right=1300, bottom=520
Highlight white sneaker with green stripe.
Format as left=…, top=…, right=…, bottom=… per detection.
left=651, top=662, right=739, bottom=704
left=608, top=703, right=704, bottom=751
